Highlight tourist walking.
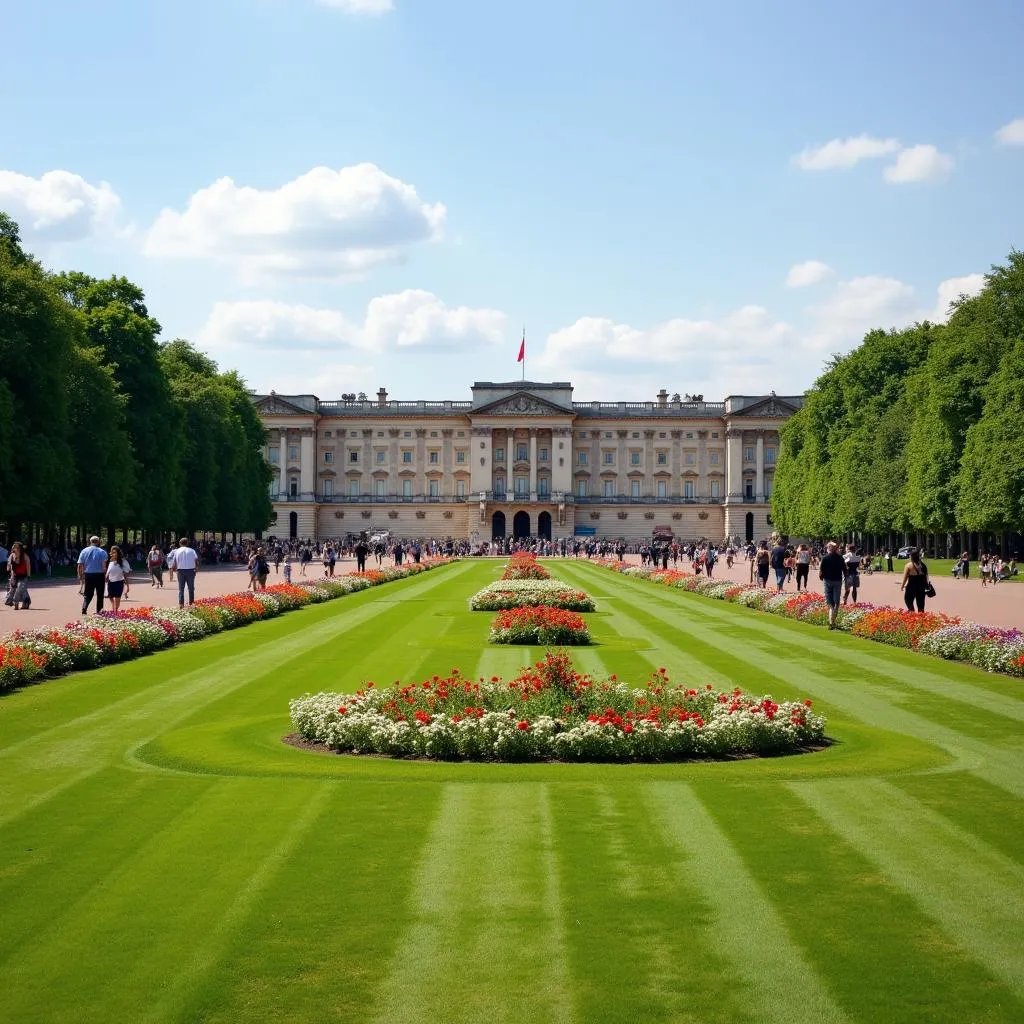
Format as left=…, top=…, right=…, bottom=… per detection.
left=900, top=548, right=930, bottom=611
left=173, top=537, right=200, bottom=607
left=819, top=541, right=845, bottom=630
left=148, top=544, right=165, bottom=588
left=755, top=543, right=771, bottom=589
left=795, top=544, right=811, bottom=592
left=770, top=539, right=787, bottom=592
left=842, top=545, right=862, bottom=605
left=78, top=536, right=108, bottom=615
left=105, top=544, right=131, bottom=613
left=354, top=538, right=368, bottom=573
left=5, top=541, right=31, bottom=610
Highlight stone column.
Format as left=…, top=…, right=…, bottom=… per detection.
left=442, top=429, right=453, bottom=497
left=299, top=428, right=315, bottom=497
left=591, top=430, right=601, bottom=498
left=726, top=428, right=743, bottom=499
left=529, top=428, right=538, bottom=500
left=670, top=430, right=682, bottom=497
left=470, top=427, right=491, bottom=495
left=277, top=428, right=286, bottom=496
left=697, top=430, right=708, bottom=498
left=415, top=429, right=427, bottom=497
left=617, top=430, right=628, bottom=496
left=755, top=430, right=765, bottom=502
left=362, top=429, right=373, bottom=496
left=644, top=429, right=655, bottom=497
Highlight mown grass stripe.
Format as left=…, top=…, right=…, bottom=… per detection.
left=647, top=781, right=849, bottom=1024
left=790, top=778, right=1024, bottom=999
left=369, top=783, right=574, bottom=1024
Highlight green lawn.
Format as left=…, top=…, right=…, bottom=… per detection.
left=2, top=559, right=1022, bottom=1023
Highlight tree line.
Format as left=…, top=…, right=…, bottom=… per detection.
left=0, top=213, right=273, bottom=547
left=772, top=249, right=1024, bottom=552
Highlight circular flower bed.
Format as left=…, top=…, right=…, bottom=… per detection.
left=470, top=579, right=596, bottom=612
left=289, top=652, right=827, bottom=762
left=490, top=606, right=591, bottom=645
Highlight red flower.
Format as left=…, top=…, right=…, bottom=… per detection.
left=517, top=720, right=530, bottom=731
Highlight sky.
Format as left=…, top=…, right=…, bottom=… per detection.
left=3, top=0, right=1023, bottom=402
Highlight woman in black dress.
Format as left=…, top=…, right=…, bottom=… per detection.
left=900, top=548, right=929, bottom=611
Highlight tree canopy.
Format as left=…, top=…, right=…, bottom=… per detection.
left=0, top=214, right=273, bottom=537
left=773, top=250, right=1024, bottom=537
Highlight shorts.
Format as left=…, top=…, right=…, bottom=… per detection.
left=824, top=580, right=842, bottom=608
left=107, top=580, right=125, bottom=599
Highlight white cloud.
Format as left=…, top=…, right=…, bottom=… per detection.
left=144, top=163, right=445, bottom=280
left=316, top=0, right=394, bottom=12
left=883, top=144, right=953, bottom=183
left=995, top=118, right=1024, bottom=145
left=806, top=275, right=919, bottom=350
left=932, top=273, right=985, bottom=322
left=0, top=169, right=121, bottom=241
left=197, top=291, right=505, bottom=358
left=793, top=135, right=900, bottom=171
left=785, top=260, right=833, bottom=288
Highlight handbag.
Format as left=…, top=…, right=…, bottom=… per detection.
left=925, top=580, right=936, bottom=598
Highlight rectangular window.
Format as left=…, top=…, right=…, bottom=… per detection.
left=404, top=431, right=411, bottom=438
left=657, top=452, right=667, bottom=465
left=657, top=480, right=667, bottom=498
left=538, top=478, right=549, bottom=496
left=429, top=479, right=439, bottom=497
left=495, top=478, right=506, bottom=497
left=711, top=432, right=719, bottom=439
left=744, top=446, right=754, bottom=461
left=579, top=431, right=588, bottom=439
left=350, top=430, right=359, bottom=437
left=684, top=480, right=695, bottom=499
left=603, top=451, right=614, bottom=465
left=686, top=432, right=693, bottom=439
left=430, top=431, right=438, bottom=437
left=765, top=477, right=773, bottom=497
left=457, top=431, right=465, bottom=438
left=324, top=430, right=332, bottom=438
left=765, top=447, right=776, bottom=465
left=578, top=451, right=588, bottom=466
left=403, top=479, right=412, bottom=497
left=349, top=478, right=359, bottom=497
left=402, top=450, right=413, bottom=463
left=604, top=432, right=612, bottom=439
left=710, top=480, right=720, bottom=498
left=290, top=479, right=298, bottom=498
left=540, top=448, right=548, bottom=461
left=429, top=450, right=439, bottom=464
left=456, top=450, right=466, bottom=464
left=604, top=479, right=614, bottom=497
left=495, top=448, right=505, bottom=461
left=323, top=451, right=334, bottom=464
left=576, top=479, right=588, bottom=497
left=323, top=478, right=333, bottom=496
left=630, top=452, right=641, bottom=466
left=516, top=444, right=528, bottom=461
left=268, top=449, right=279, bottom=464
left=684, top=453, right=695, bottom=465
left=376, top=451, right=386, bottom=464
left=632, top=432, right=639, bottom=438
left=375, top=479, right=385, bottom=497
left=745, top=481, right=754, bottom=500
left=456, top=479, right=465, bottom=497
left=515, top=476, right=528, bottom=496
left=349, top=450, right=358, bottom=463
left=631, top=480, right=641, bottom=497
left=710, top=452, right=720, bottom=465
left=659, top=432, right=666, bottom=438
left=288, top=446, right=299, bottom=460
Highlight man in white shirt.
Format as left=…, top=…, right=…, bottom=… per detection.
left=173, top=537, right=200, bottom=608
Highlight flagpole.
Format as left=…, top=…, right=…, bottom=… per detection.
left=522, top=325, right=526, bottom=382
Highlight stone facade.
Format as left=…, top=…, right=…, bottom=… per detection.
left=254, top=382, right=802, bottom=545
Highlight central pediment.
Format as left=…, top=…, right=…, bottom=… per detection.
left=472, top=391, right=572, bottom=417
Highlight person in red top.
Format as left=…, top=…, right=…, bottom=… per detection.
left=6, top=540, right=31, bottom=610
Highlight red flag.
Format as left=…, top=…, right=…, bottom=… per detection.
left=517, top=335, right=525, bottom=362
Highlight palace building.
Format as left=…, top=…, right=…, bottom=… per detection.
left=254, top=381, right=802, bottom=544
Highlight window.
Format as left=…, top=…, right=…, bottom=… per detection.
left=579, top=451, right=589, bottom=466
left=402, top=450, right=413, bottom=463
left=684, top=480, right=695, bottom=499
left=538, top=478, right=549, bottom=497
left=457, top=431, right=465, bottom=438
left=268, top=448, right=279, bottom=464
left=495, top=447, right=505, bottom=461
left=516, top=444, right=528, bottom=461
left=375, top=479, right=386, bottom=497
left=512, top=476, right=526, bottom=496
left=456, top=479, right=465, bottom=497
left=604, top=432, right=612, bottom=438
left=686, top=432, right=693, bottom=439
left=710, top=480, right=720, bottom=498
left=685, top=452, right=695, bottom=465
left=603, top=451, right=614, bottom=465
left=765, top=477, right=773, bottom=497
left=631, top=480, right=641, bottom=497
left=429, top=479, right=439, bottom=497
left=659, top=432, right=666, bottom=438
left=376, top=451, right=385, bottom=464
left=711, top=432, right=719, bottom=439
left=289, top=478, right=298, bottom=498
left=323, top=451, right=334, bottom=464
left=404, top=431, right=411, bottom=438
left=403, top=479, right=412, bottom=497
left=377, top=431, right=384, bottom=437
left=349, top=478, right=359, bottom=497
left=349, top=450, right=358, bottom=463
left=744, top=480, right=754, bottom=500
left=429, top=450, right=439, bottom=464
left=630, top=452, right=641, bottom=466
left=324, top=430, right=332, bottom=438
left=288, top=446, right=299, bottom=460
left=540, top=448, right=548, bottom=461
left=323, top=479, right=333, bottom=496
left=495, top=477, right=506, bottom=497
left=604, top=479, right=615, bottom=497
left=456, top=450, right=466, bottom=464
left=657, top=480, right=667, bottom=498
left=710, top=452, right=720, bottom=465
left=765, top=447, right=776, bottom=465
left=632, top=431, right=639, bottom=438
left=744, top=446, right=754, bottom=461
left=657, top=452, right=667, bottom=465
left=350, top=430, right=359, bottom=437
left=579, top=431, right=588, bottom=439
left=576, top=479, right=588, bottom=497
left=430, top=431, right=438, bottom=437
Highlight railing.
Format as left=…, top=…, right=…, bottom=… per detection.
left=312, top=493, right=470, bottom=503
left=316, top=400, right=474, bottom=414
left=572, top=401, right=726, bottom=416
left=572, top=496, right=725, bottom=505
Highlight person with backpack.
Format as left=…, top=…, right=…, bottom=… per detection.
left=253, top=547, right=270, bottom=591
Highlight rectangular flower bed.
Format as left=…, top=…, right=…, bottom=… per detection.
left=489, top=606, right=591, bottom=645
left=500, top=554, right=551, bottom=580
left=470, top=580, right=596, bottom=611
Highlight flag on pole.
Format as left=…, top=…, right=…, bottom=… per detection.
left=517, top=332, right=525, bottom=363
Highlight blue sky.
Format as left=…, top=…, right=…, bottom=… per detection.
left=4, top=0, right=1023, bottom=400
